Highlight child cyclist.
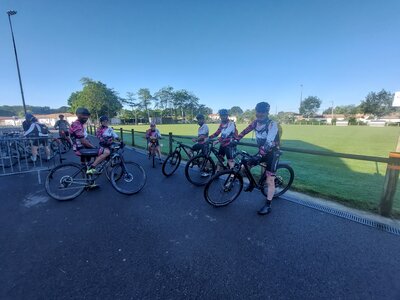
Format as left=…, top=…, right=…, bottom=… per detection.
left=86, top=115, right=119, bottom=175
left=190, top=114, right=209, bottom=155
left=209, top=109, right=237, bottom=170
left=146, top=122, right=162, bottom=163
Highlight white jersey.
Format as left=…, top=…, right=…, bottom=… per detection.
left=198, top=124, right=209, bottom=137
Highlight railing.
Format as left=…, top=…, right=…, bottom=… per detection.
left=98, top=126, right=399, bottom=217
left=0, top=133, right=63, bottom=176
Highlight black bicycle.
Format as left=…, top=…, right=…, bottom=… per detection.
left=45, top=142, right=146, bottom=200
left=162, top=139, right=202, bottom=176
left=184, top=139, right=233, bottom=186
left=204, top=150, right=294, bottom=207
left=50, top=130, right=72, bottom=155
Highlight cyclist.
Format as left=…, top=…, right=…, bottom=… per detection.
left=146, top=122, right=162, bottom=163
left=209, top=109, right=237, bottom=170
left=69, top=108, right=108, bottom=174
left=54, top=114, right=70, bottom=141
left=235, top=101, right=280, bottom=215
left=23, top=114, right=51, bottom=161
left=191, top=114, right=209, bottom=155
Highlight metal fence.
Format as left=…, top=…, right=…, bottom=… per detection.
left=0, top=130, right=63, bottom=176
left=94, top=126, right=399, bottom=217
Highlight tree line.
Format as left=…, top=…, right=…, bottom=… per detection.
left=67, top=78, right=213, bottom=124
left=2, top=77, right=397, bottom=124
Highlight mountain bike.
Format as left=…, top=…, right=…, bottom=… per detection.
left=184, top=139, right=233, bottom=186
left=45, top=142, right=146, bottom=200
left=50, top=130, right=72, bottom=154
left=204, top=150, right=294, bottom=207
left=162, top=139, right=201, bottom=176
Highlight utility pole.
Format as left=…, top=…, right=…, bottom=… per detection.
left=331, top=100, right=334, bottom=125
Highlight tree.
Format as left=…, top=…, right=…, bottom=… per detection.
left=67, top=77, right=122, bottom=120
left=154, top=86, right=174, bottom=118
left=229, top=106, right=243, bottom=116
left=137, top=88, right=153, bottom=122
left=322, top=105, right=359, bottom=116
left=122, top=92, right=141, bottom=125
left=359, top=89, right=395, bottom=118
left=299, top=96, right=322, bottom=118
left=276, top=111, right=295, bottom=124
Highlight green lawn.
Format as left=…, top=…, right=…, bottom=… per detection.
left=115, top=124, right=400, bottom=217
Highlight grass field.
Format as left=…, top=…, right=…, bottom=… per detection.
left=115, top=124, right=400, bottom=217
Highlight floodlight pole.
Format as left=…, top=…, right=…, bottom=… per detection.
left=7, top=10, right=27, bottom=115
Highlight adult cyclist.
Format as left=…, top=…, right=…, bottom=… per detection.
left=209, top=109, right=237, bottom=170
left=69, top=108, right=110, bottom=174
left=54, top=114, right=70, bottom=141
left=235, top=102, right=280, bottom=215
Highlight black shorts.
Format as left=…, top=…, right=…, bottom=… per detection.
left=192, top=143, right=208, bottom=154
left=218, top=145, right=235, bottom=160
left=260, top=149, right=280, bottom=174
left=31, top=138, right=48, bottom=147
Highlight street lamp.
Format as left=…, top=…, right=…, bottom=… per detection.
left=299, top=84, right=303, bottom=113
left=7, top=10, right=27, bottom=115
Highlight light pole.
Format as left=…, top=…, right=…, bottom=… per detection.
left=7, top=10, right=27, bottom=115
left=331, top=100, right=334, bottom=125
left=299, top=84, right=303, bottom=113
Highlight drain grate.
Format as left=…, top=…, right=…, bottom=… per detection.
left=282, top=196, right=400, bottom=236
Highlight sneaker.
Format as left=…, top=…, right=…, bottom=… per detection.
left=31, top=155, right=37, bottom=162
left=200, top=172, right=210, bottom=177
left=158, top=158, right=163, bottom=164
left=47, top=156, right=51, bottom=161
left=86, top=167, right=99, bottom=175
left=258, top=204, right=272, bottom=215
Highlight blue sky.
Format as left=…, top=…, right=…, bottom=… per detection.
left=0, top=0, right=399, bottom=113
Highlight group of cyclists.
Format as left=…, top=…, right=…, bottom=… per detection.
left=23, top=101, right=280, bottom=216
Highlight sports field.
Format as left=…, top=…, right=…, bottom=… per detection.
left=117, top=124, right=400, bottom=216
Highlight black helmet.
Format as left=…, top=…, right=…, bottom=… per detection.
left=76, top=107, right=91, bottom=116
left=255, top=102, right=270, bottom=114
left=59, top=114, right=64, bottom=118
left=25, top=113, right=35, bottom=122
left=218, top=109, right=229, bottom=116
left=196, top=114, right=205, bottom=120
left=99, top=115, right=109, bottom=122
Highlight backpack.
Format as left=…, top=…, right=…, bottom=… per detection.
left=37, top=123, right=49, bottom=137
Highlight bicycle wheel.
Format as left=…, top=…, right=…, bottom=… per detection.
left=204, top=170, right=243, bottom=207
left=62, top=140, right=72, bottom=153
left=51, top=139, right=70, bottom=154
left=45, top=163, right=87, bottom=200
left=185, top=155, right=216, bottom=186
left=162, top=151, right=181, bottom=176
left=110, top=161, right=147, bottom=195
left=261, top=164, right=294, bottom=198
left=0, top=142, right=18, bottom=168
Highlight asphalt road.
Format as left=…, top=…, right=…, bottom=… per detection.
left=0, top=147, right=399, bottom=299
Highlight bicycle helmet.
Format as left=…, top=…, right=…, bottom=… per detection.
left=196, top=114, right=205, bottom=120
left=218, top=109, right=229, bottom=116
left=76, top=107, right=91, bottom=116
left=25, top=113, right=35, bottom=122
left=255, top=102, right=270, bottom=114
left=59, top=114, right=64, bottom=119
left=99, top=115, right=109, bottom=122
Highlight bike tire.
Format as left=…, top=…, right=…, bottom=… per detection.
left=45, top=163, right=86, bottom=201
left=184, top=154, right=216, bottom=186
left=110, top=161, right=147, bottom=195
left=260, top=163, right=294, bottom=198
left=204, top=169, right=243, bottom=207
left=162, top=151, right=181, bottom=176
left=0, top=143, right=19, bottom=168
